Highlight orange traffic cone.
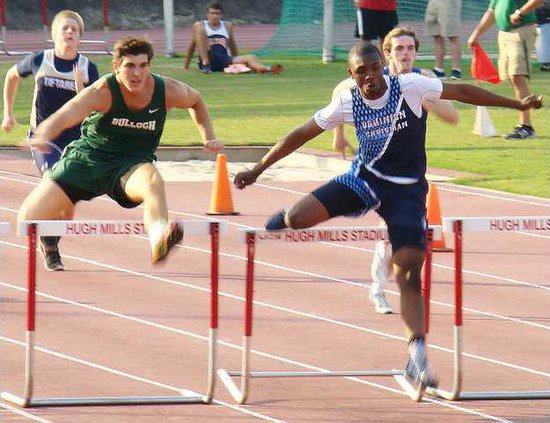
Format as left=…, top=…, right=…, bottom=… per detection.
left=427, top=183, right=452, bottom=252
left=207, top=153, right=239, bottom=215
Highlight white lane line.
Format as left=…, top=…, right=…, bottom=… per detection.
left=0, top=293, right=517, bottom=423
left=0, top=401, right=54, bottom=423
left=1, top=240, right=549, bottom=379
left=0, top=335, right=285, bottom=423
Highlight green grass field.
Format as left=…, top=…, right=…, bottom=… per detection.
left=1, top=55, right=549, bottom=197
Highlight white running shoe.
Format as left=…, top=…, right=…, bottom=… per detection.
left=369, top=292, right=393, bottom=314
left=405, top=338, right=439, bottom=389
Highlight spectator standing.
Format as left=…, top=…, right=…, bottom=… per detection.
left=425, top=0, right=463, bottom=79
left=535, top=1, right=550, bottom=70
left=354, top=0, right=398, bottom=49
left=468, top=0, right=544, bottom=139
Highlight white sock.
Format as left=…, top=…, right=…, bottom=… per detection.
left=149, top=220, right=166, bottom=249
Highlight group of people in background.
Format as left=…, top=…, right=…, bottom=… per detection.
left=1, top=0, right=545, bottom=395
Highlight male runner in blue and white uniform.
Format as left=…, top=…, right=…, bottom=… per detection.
left=331, top=27, right=458, bottom=315
left=184, top=1, right=283, bottom=74
left=233, top=41, right=542, bottom=390
left=2, top=10, right=99, bottom=271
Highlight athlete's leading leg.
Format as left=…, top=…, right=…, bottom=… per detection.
left=123, top=163, right=183, bottom=263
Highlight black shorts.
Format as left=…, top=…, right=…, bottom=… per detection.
left=355, top=8, right=398, bottom=41
left=198, top=45, right=232, bottom=72
left=311, top=174, right=428, bottom=252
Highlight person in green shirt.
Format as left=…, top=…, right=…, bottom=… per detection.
left=468, top=0, right=544, bottom=139
left=19, top=37, right=223, bottom=265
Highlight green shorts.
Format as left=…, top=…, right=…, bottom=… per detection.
left=49, top=144, right=153, bottom=208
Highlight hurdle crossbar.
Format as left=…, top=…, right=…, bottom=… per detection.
left=218, top=225, right=440, bottom=404
left=426, top=216, right=550, bottom=401
left=2, top=219, right=226, bottom=407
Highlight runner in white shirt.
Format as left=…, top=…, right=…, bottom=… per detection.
left=234, top=41, right=542, bottom=391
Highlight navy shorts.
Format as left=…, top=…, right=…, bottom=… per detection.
left=311, top=171, right=428, bottom=252
left=198, top=45, right=232, bottom=72
left=27, top=130, right=72, bottom=175
left=355, top=8, right=398, bottom=41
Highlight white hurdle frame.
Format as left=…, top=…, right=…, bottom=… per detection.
left=425, top=215, right=550, bottom=401
left=218, top=225, right=441, bottom=404
left=1, top=219, right=225, bottom=407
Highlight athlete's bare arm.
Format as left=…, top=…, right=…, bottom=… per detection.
left=226, top=23, right=239, bottom=57
left=31, top=78, right=111, bottom=148
left=234, top=118, right=324, bottom=189
left=441, top=83, right=543, bottom=110
left=164, top=77, right=223, bottom=152
left=419, top=69, right=459, bottom=125
left=2, top=65, right=22, bottom=133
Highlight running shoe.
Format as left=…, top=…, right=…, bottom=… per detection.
left=151, top=221, right=184, bottom=263
left=404, top=338, right=439, bottom=389
left=450, top=69, right=462, bottom=80
left=265, top=209, right=287, bottom=230
left=369, top=292, right=393, bottom=314
left=39, top=239, right=64, bottom=271
left=432, top=68, right=446, bottom=79
left=503, top=125, right=535, bottom=140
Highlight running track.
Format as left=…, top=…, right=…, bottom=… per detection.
left=1, top=152, right=549, bottom=422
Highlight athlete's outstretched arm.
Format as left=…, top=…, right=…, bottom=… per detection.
left=234, top=118, right=324, bottom=189
left=441, top=83, right=543, bottom=110
left=165, top=78, right=223, bottom=152
left=31, top=79, right=109, bottom=149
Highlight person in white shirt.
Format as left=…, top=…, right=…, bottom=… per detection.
left=331, top=27, right=458, bottom=315
left=233, top=41, right=542, bottom=391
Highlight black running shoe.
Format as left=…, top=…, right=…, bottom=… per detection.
left=432, top=68, right=446, bottom=79
left=39, top=241, right=65, bottom=271
left=450, top=69, right=462, bottom=80
left=504, top=125, right=535, bottom=140
left=151, top=221, right=184, bottom=263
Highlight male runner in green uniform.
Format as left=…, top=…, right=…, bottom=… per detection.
left=18, top=37, right=223, bottom=264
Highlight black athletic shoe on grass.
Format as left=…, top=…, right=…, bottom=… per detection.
left=503, top=125, right=535, bottom=140
left=39, top=241, right=64, bottom=271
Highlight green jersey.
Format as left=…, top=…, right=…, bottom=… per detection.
left=489, top=0, right=537, bottom=31
left=77, top=73, right=167, bottom=162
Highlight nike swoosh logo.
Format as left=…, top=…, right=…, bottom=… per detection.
left=148, top=108, right=159, bottom=114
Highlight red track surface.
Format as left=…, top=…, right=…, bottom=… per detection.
left=1, top=153, right=549, bottom=422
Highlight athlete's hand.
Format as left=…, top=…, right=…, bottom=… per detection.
left=203, top=139, right=224, bottom=152
left=234, top=168, right=261, bottom=189
left=518, top=94, right=543, bottom=111
left=25, top=134, right=52, bottom=153
left=73, top=64, right=84, bottom=93
left=2, top=114, right=17, bottom=133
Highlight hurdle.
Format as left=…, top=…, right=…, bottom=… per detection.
left=1, top=218, right=225, bottom=407
left=425, top=215, right=550, bottom=401
left=217, top=225, right=441, bottom=404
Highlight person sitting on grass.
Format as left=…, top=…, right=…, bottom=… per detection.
left=183, top=1, right=284, bottom=75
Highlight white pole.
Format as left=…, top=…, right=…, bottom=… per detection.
left=163, top=0, right=175, bottom=58
left=322, top=0, right=334, bottom=63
